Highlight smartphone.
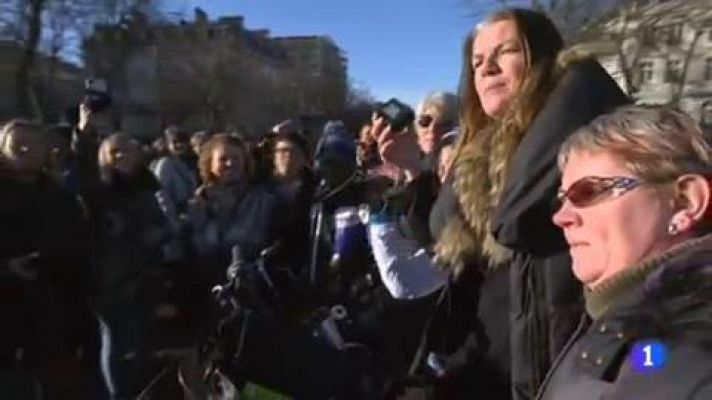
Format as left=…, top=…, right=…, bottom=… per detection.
left=377, top=98, right=415, bottom=132
left=83, top=78, right=112, bottom=113
left=85, top=78, right=108, bottom=93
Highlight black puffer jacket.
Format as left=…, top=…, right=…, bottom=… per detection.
left=537, top=234, right=712, bottom=400
left=491, top=59, right=629, bottom=399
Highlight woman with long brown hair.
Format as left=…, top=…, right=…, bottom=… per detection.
left=372, top=8, right=629, bottom=399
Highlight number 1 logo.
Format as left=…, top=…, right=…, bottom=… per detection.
left=632, top=341, right=668, bottom=374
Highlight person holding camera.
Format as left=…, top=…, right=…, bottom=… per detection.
left=73, top=106, right=174, bottom=398
left=365, top=92, right=458, bottom=302
left=414, top=92, right=458, bottom=167
left=371, top=8, right=629, bottom=399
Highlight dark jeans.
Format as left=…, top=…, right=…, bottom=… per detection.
left=98, top=304, right=148, bottom=399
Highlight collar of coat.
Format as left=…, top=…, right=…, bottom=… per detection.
left=585, top=233, right=712, bottom=327
left=433, top=50, right=596, bottom=276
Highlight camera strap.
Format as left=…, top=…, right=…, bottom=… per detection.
left=407, top=281, right=450, bottom=376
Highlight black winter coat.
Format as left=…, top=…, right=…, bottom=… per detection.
left=491, top=59, right=629, bottom=399
left=537, top=234, right=712, bottom=400
left=428, top=182, right=512, bottom=399
left=408, top=59, right=629, bottom=400
left=0, top=173, right=95, bottom=373
left=83, top=170, right=169, bottom=309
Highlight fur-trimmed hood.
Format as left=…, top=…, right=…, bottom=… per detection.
left=434, top=51, right=629, bottom=275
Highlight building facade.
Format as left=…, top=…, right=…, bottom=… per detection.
left=575, top=0, right=712, bottom=132
left=82, top=8, right=348, bottom=138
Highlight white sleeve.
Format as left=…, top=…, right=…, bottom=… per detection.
left=369, top=221, right=448, bottom=300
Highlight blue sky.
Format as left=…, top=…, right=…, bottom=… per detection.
left=165, top=0, right=503, bottom=106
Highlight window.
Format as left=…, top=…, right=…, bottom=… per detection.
left=665, top=59, right=682, bottom=83
left=705, top=57, right=712, bottom=81
left=702, top=101, right=712, bottom=127
left=652, top=24, right=682, bottom=45
left=639, top=61, right=654, bottom=84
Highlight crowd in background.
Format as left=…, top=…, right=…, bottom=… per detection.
left=1, top=6, right=712, bottom=400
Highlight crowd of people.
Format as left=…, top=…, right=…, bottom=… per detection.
left=1, top=7, right=711, bottom=400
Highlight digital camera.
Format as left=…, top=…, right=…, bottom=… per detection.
left=82, top=78, right=112, bottom=113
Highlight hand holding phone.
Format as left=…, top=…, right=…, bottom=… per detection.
left=376, top=98, right=415, bottom=133
left=82, top=78, right=112, bottom=113
left=371, top=111, right=422, bottom=182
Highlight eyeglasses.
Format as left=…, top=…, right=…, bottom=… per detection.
left=417, top=114, right=452, bottom=131
left=274, top=146, right=295, bottom=154
left=557, top=176, right=642, bottom=208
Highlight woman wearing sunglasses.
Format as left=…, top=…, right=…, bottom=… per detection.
left=415, top=91, right=459, bottom=159
left=372, top=8, right=629, bottom=399
left=538, top=105, right=712, bottom=399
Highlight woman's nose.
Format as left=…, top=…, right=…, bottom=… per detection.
left=552, top=202, right=578, bottom=229
left=480, top=54, right=500, bottom=77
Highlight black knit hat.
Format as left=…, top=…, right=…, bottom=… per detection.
left=273, top=131, right=310, bottom=159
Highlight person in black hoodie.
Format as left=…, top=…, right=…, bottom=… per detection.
left=371, top=8, right=629, bottom=399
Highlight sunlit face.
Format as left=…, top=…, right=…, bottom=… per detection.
left=273, top=139, right=306, bottom=179
left=191, top=134, right=207, bottom=156
left=416, top=107, right=453, bottom=155
left=2, top=129, right=49, bottom=174
left=167, top=133, right=190, bottom=156
left=552, top=151, right=678, bottom=288
left=472, top=19, right=527, bottom=118
left=210, top=144, right=244, bottom=185
left=107, top=140, right=143, bottom=176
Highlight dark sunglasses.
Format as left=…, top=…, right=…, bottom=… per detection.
left=417, top=115, right=452, bottom=130
left=557, top=176, right=642, bottom=208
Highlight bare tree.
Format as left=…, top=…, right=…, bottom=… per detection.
left=14, top=0, right=45, bottom=119
left=576, top=0, right=710, bottom=102
left=341, top=80, right=377, bottom=135
left=670, top=11, right=708, bottom=107
left=462, top=0, right=620, bottom=34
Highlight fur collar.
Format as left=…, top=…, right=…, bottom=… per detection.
left=603, top=234, right=712, bottom=343
left=434, top=50, right=594, bottom=275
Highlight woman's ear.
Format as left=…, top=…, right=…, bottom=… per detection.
left=670, top=174, right=710, bottom=233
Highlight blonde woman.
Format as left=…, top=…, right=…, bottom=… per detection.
left=74, top=129, right=171, bottom=398
left=539, top=105, right=712, bottom=399
left=414, top=91, right=458, bottom=157
left=0, top=119, right=98, bottom=399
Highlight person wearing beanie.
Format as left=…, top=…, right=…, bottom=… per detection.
left=152, top=125, right=199, bottom=217
left=314, top=120, right=358, bottom=191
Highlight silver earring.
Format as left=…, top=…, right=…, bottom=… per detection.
left=667, top=223, right=679, bottom=236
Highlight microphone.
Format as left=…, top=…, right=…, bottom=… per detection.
left=226, top=245, right=245, bottom=281
left=213, top=245, right=246, bottom=306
